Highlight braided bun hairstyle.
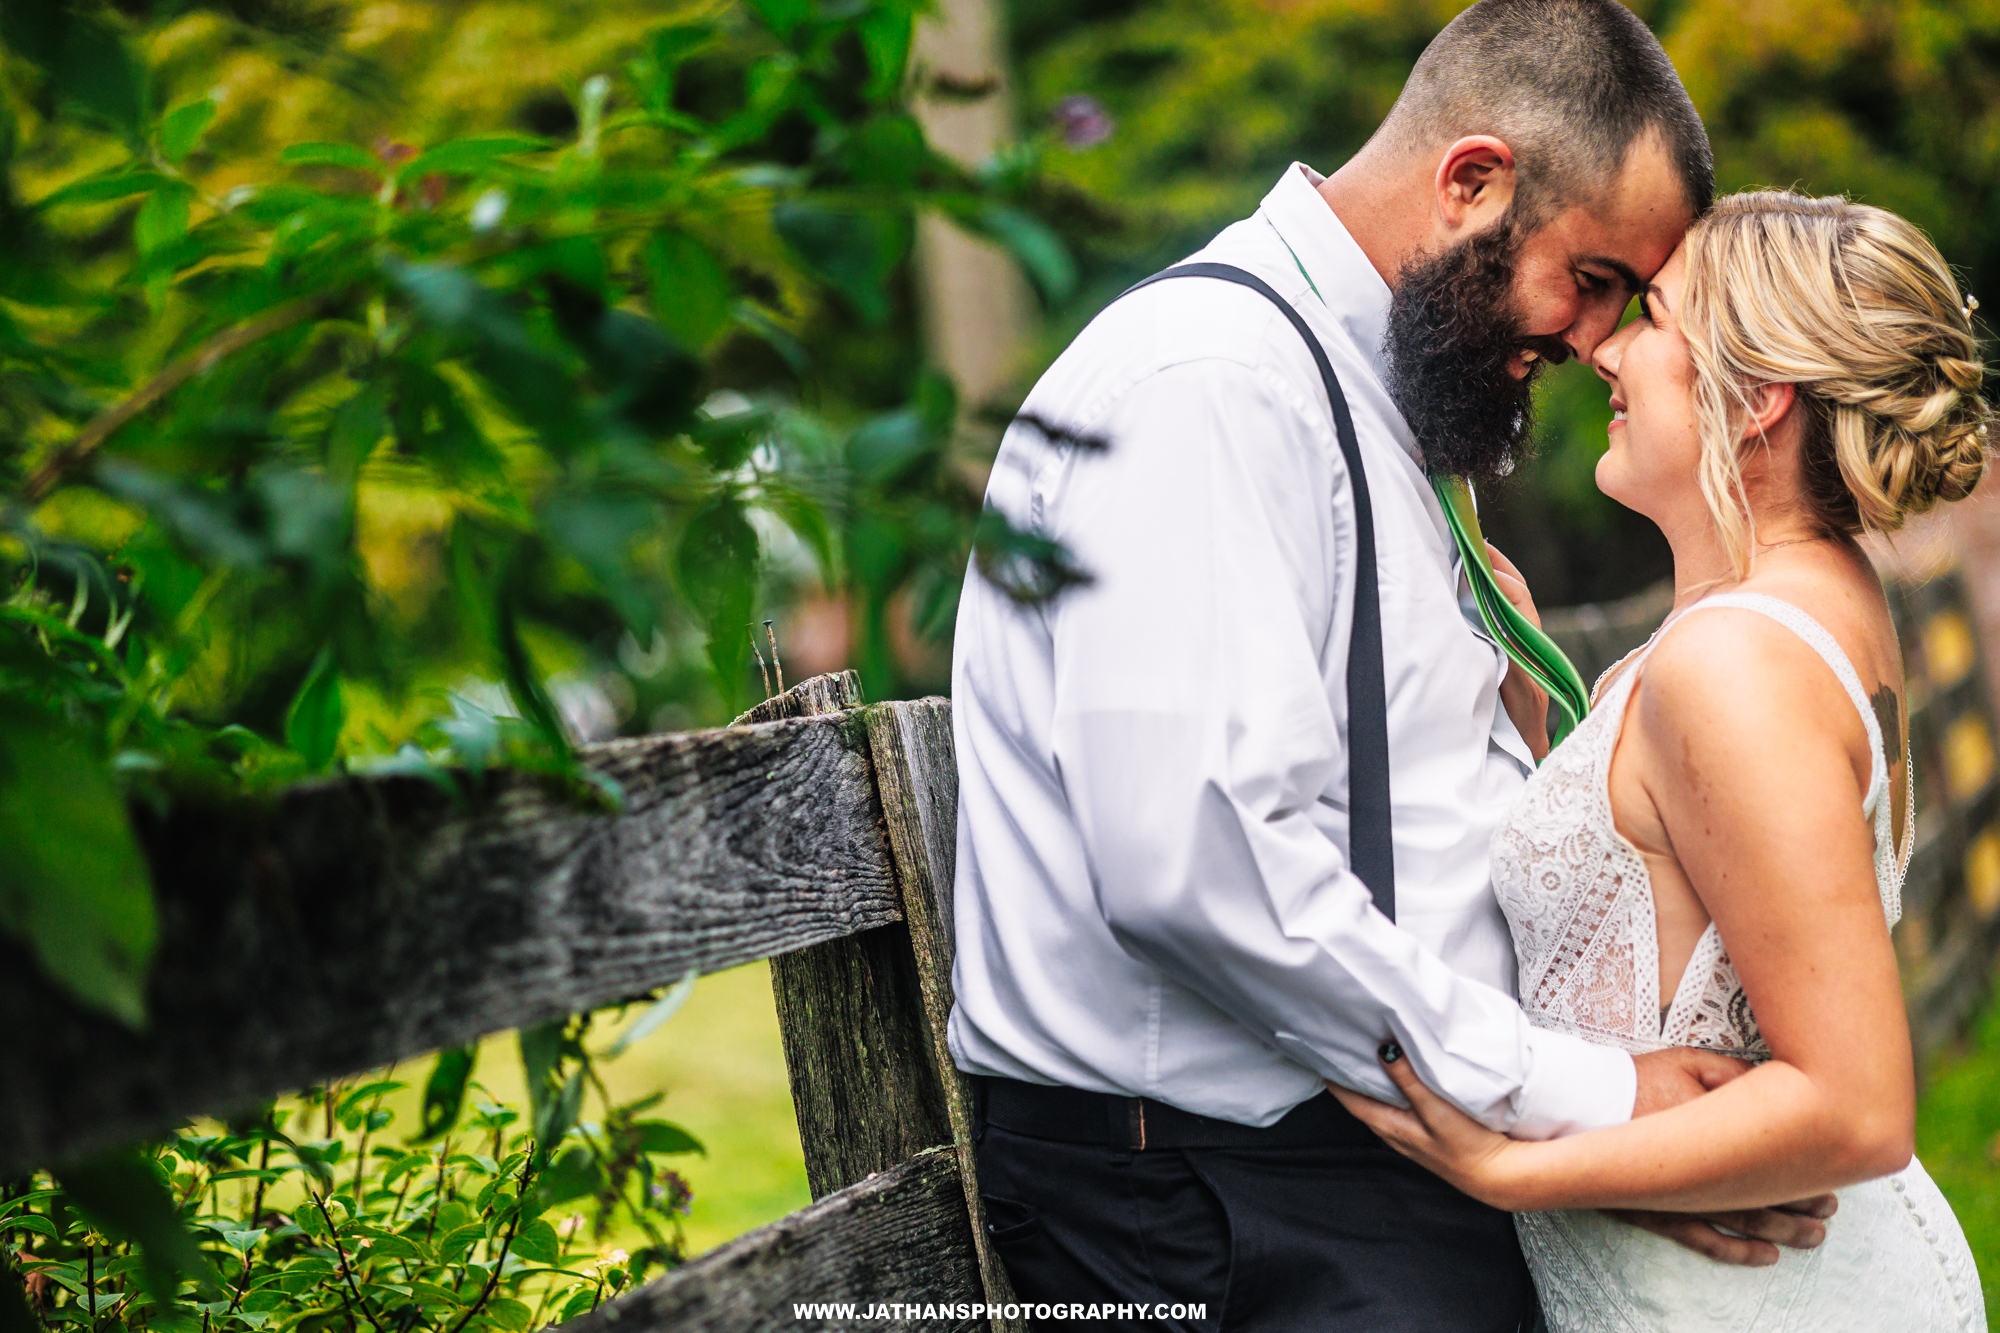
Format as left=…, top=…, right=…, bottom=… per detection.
left=1679, top=191, right=1990, bottom=575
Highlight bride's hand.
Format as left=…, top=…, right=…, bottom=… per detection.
left=1327, top=1041, right=1530, bottom=1209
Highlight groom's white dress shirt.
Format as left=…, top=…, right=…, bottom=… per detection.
left=946, top=162, right=1638, bottom=1139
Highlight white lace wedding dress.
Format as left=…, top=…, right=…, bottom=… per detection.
left=1492, top=592, right=1985, bottom=1332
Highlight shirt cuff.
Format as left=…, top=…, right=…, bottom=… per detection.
left=1509, top=1028, right=1638, bottom=1140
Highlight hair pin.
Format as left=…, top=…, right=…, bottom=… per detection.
left=1964, top=293, right=1981, bottom=322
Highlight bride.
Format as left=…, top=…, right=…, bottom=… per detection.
left=1333, top=189, right=1989, bottom=1331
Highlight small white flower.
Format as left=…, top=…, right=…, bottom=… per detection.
left=470, top=189, right=509, bottom=232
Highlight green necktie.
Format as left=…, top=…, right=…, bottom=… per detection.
left=1430, top=474, right=1592, bottom=747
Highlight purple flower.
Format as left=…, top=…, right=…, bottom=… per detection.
left=1051, top=94, right=1113, bottom=149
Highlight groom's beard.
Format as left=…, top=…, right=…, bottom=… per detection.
left=1383, top=217, right=1566, bottom=487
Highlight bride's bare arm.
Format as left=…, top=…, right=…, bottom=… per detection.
left=1333, top=609, right=1914, bottom=1213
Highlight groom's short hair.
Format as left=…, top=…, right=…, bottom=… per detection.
left=1382, top=0, right=1712, bottom=227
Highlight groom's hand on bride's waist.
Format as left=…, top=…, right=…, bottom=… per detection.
left=1621, top=1048, right=1836, bottom=1264
left=1602, top=1196, right=1836, bottom=1267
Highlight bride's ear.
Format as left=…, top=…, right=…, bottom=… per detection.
left=1737, top=381, right=1798, bottom=448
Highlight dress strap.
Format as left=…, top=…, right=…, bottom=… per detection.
left=1671, top=592, right=1889, bottom=812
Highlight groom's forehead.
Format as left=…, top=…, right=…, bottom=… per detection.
left=1545, top=134, right=1693, bottom=282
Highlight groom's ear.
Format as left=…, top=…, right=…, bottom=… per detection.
left=1434, top=136, right=1519, bottom=234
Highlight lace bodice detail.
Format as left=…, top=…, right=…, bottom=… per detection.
left=1492, top=593, right=1913, bottom=1059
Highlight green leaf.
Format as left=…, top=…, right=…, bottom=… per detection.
left=632, top=1121, right=704, bottom=1156
left=495, top=588, right=574, bottom=764
left=838, top=113, right=926, bottom=191
left=675, top=495, right=760, bottom=704
left=135, top=190, right=191, bottom=256
left=771, top=201, right=909, bottom=327
left=357, top=1230, right=422, bottom=1262
left=416, top=1045, right=477, bottom=1142
left=509, top=1218, right=560, bottom=1266
left=757, top=482, right=837, bottom=588
left=437, top=1222, right=485, bottom=1265
left=540, top=489, right=658, bottom=634
left=283, top=649, right=344, bottom=772
left=532, top=1148, right=601, bottom=1208
left=36, top=170, right=178, bottom=209
left=486, top=1297, right=533, bottom=1331
left=326, top=382, right=388, bottom=484
left=744, top=0, right=814, bottom=38
left=858, top=6, right=916, bottom=102
left=605, top=970, right=696, bottom=1057
left=411, top=1281, right=463, bottom=1309
left=291, top=1203, right=330, bottom=1243
left=281, top=143, right=376, bottom=171
left=401, top=136, right=550, bottom=181
left=219, top=1228, right=265, bottom=1255
left=7, top=1215, right=58, bottom=1241
left=334, top=1080, right=405, bottom=1125
left=0, top=703, right=156, bottom=1027
left=518, top=1021, right=565, bottom=1148
left=975, top=204, right=1076, bottom=303
left=57, top=1150, right=223, bottom=1306
left=0, top=5, right=144, bottom=137
left=848, top=372, right=952, bottom=490
left=387, top=259, right=585, bottom=450
left=159, top=100, right=217, bottom=164
left=646, top=231, right=733, bottom=352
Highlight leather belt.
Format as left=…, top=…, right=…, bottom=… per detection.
left=971, top=1074, right=1380, bottom=1151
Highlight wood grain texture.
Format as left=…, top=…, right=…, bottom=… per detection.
left=0, top=707, right=898, bottom=1177
left=772, top=923, right=952, bottom=1199
left=557, top=1146, right=984, bottom=1333
left=768, top=677, right=953, bottom=1199
left=734, top=670, right=865, bottom=726
left=864, top=701, right=1019, bottom=1325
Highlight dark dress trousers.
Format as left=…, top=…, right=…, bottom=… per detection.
left=973, top=1077, right=1542, bottom=1333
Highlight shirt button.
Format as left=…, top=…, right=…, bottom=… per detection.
left=1893, top=1179, right=1907, bottom=1192
left=1927, top=1230, right=1939, bottom=1243
left=1914, top=1214, right=1927, bottom=1227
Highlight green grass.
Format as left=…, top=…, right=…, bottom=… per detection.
left=287, top=960, right=810, bottom=1262
left=1918, top=985, right=2000, bottom=1313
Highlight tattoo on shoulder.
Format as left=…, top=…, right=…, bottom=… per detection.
left=1871, top=684, right=1903, bottom=763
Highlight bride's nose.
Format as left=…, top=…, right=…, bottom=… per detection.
left=1592, top=325, right=1630, bottom=385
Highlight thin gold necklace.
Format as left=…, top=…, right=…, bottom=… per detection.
left=1754, top=533, right=1825, bottom=554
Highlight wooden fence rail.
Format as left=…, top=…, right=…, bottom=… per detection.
left=1, top=670, right=1015, bottom=1331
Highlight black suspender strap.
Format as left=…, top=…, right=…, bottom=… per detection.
left=1117, top=262, right=1396, bottom=920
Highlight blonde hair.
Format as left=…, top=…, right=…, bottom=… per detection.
left=1678, top=191, right=1990, bottom=575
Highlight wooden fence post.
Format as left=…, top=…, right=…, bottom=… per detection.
left=865, top=699, right=1020, bottom=1329
left=760, top=676, right=955, bottom=1199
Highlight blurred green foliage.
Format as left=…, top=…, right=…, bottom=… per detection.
left=0, top=0, right=1070, bottom=1017
left=1005, top=0, right=2000, bottom=605
left=0, top=0, right=1073, bottom=1320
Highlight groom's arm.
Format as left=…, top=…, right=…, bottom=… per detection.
left=1044, top=358, right=1633, bottom=1139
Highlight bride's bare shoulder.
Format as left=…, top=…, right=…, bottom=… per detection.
left=1632, top=569, right=1891, bottom=774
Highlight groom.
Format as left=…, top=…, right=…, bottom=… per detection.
left=947, top=1, right=1830, bottom=1329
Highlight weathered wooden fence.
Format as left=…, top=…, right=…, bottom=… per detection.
left=0, top=670, right=1018, bottom=1332
left=1544, top=568, right=2000, bottom=1060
